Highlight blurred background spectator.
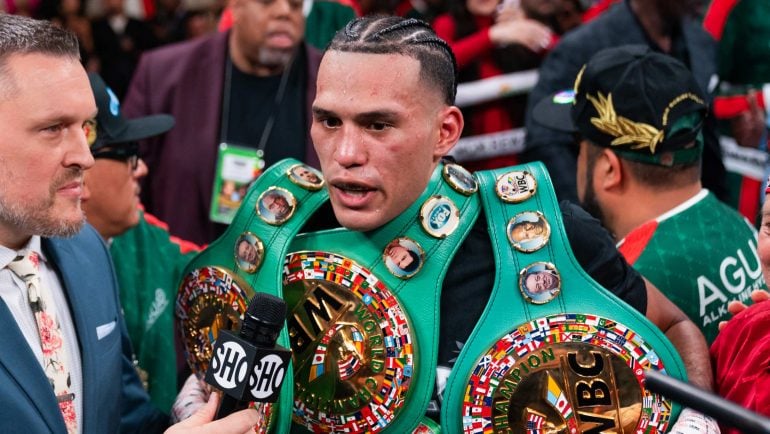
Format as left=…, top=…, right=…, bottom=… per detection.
left=433, top=0, right=553, bottom=171
left=704, top=0, right=770, bottom=225
left=91, top=0, right=160, bottom=98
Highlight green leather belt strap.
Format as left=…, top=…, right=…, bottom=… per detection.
left=177, top=159, right=329, bottom=434
left=286, top=162, right=481, bottom=433
left=441, top=162, right=686, bottom=433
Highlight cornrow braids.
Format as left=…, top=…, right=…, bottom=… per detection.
left=328, top=16, right=458, bottom=105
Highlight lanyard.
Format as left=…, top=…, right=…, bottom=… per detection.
left=219, top=52, right=296, bottom=152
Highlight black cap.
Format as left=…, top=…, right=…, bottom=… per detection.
left=87, top=73, right=174, bottom=150
left=532, top=45, right=708, bottom=167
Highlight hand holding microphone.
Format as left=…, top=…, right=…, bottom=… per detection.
left=204, top=292, right=292, bottom=420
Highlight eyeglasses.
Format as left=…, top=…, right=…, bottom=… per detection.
left=92, top=142, right=140, bottom=171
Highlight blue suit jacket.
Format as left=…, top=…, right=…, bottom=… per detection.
left=0, top=225, right=168, bottom=433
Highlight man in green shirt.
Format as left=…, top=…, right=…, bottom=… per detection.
left=533, top=45, right=766, bottom=343
left=82, top=73, right=201, bottom=412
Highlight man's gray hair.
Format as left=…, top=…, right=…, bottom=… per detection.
left=0, top=14, right=80, bottom=87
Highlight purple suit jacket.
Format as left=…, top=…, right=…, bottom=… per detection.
left=123, top=30, right=321, bottom=245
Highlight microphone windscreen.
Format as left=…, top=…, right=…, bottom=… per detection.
left=247, top=292, right=287, bottom=328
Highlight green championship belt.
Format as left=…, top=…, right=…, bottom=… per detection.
left=440, top=162, right=687, bottom=433
left=285, top=161, right=480, bottom=433
left=177, top=159, right=329, bottom=434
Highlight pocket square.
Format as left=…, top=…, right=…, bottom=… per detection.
left=96, top=320, right=117, bottom=340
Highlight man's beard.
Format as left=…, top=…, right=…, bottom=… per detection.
left=258, top=46, right=295, bottom=71
left=0, top=168, right=85, bottom=239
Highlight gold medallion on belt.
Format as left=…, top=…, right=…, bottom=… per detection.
left=462, top=314, right=672, bottom=434
left=284, top=251, right=416, bottom=433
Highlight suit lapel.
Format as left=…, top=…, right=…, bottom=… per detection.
left=43, top=237, right=99, bottom=433
left=176, top=31, right=227, bottom=207
left=0, top=272, right=66, bottom=432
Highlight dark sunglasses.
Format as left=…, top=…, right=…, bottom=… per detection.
left=92, top=142, right=140, bottom=171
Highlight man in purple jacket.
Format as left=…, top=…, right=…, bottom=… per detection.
left=123, top=0, right=321, bottom=245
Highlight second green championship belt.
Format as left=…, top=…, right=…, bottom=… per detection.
left=285, top=161, right=480, bottom=433
left=441, top=162, right=687, bottom=433
left=177, top=159, right=330, bottom=434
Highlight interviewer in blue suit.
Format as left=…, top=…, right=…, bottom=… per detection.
left=0, top=14, right=258, bottom=434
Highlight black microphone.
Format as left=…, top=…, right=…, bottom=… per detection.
left=204, top=292, right=293, bottom=419
left=645, top=369, right=770, bottom=434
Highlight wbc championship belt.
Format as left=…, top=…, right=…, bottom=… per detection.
left=177, top=159, right=330, bottom=434
left=284, top=161, right=480, bottom=433
left=440, top=162, right=687, bottom=434
left=177, top=158, right=483, bottom=433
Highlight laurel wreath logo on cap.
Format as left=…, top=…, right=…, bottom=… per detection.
left=587, top=92, right=664, bottom=154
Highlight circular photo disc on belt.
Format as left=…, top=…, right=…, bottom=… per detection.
left=256, top=187, right=297, bottom=225
left=419, top=195, right=460, bottom=238
left=233, top=232, right=265, bottom=273
left=519, top=262, right=561, bottom=304
left=383, top=237, right=425, bottom=279
left=442, top=163, right=478, bottom=195
left=286, top=163, right=325, bottom=191
left=507, top=211, right=550, bottom=253
left=461, top=313, right=673, bottom=433
left=495, top=170, right=537, bottom=203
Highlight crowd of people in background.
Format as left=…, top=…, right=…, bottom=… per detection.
left=2, top=0, right=770, bottom=431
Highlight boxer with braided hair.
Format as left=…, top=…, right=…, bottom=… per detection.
left=327, top=16, right=458, bottom=105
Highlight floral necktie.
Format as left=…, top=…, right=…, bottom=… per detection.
left=7, top=251, right=77, bottom=433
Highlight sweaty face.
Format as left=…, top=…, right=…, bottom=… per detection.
left=0, top=54, right=95, bottom=248
left=312, top=51, right=457, bottom=231
left=231, top=0, right=305, bottom=72
left=82, top=156, right=147, bottom=239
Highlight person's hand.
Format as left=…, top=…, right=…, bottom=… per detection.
left=165, top=392, right=258, bottom=434
left=488, top=18, right=552, bottom=52
left=718, top=289, right=770, bottom=331
left=668, top=408, right=720, bottom=434
left=171, top=373, right=211, bottom=423
left=729, top=90, right=766, bottom=148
